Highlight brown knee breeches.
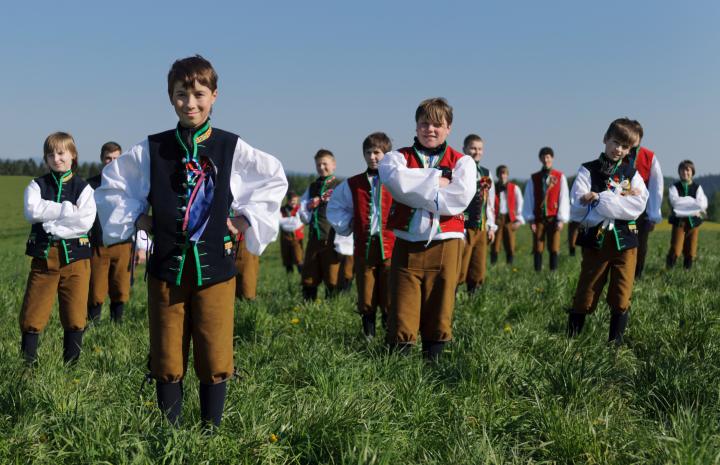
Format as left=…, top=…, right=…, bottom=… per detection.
left=492, top=214, right=516, bottom=256
left=533, top=218, right=561, bottom=254
left=669, top=222, right=700, bottom=259
left=571, top=239, right=637, bottom=314
left=89, top=242, right=132, bottom=305
left=20, top=246, right=90, bottom=333
left=459, top=227, right=487, bottom=286
left=280, top=233, right=303, bottom=269
left=148, top=262, right=235, bottom=384
left=235, top=238, right=259, bottom=300
left=355, top=237, right=391, bottom=316
left=387, top=238, right=463, bottom=344
left=301, top=237, right=340, bottom=288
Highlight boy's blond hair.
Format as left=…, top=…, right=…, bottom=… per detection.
left=415, top=97, right=453, bottom=126
left=314, top=149, right=335, bottom=161
left=43, top=132, right=78, bottom=171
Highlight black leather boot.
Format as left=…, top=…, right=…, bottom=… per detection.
left=302, top=286, right=318, bottom=301
left=666, top=254, right=677, bottom=269
left=569, top=247, right=576, bottom=257
left=21, top=332, right=39, bottom=364
left=683, top=256, right=693, bottom=269
left=110, top=302, right=124, bottom=323
left=325, top=285, right=338, bottom=299
left=362, top=314, right=376, bottom=339
left=63, top=330, right=84, bottom=364
left=549, top=252, right=559, bottom=271
left=608, top=311, right=629, bottom=347
left=534, top=252, right=543, bottom=271
left=421, top=341, right=446, bottom=361
left=156, top=381, right=183, bottom=426
left=506, top=253, right=514, bottom=265
left=199, top=381, right=227, bottom=429
left=567, top=313, right=586, bottom=337
left=490, top=251, right=498, bottom=265
left=88, top=303, right=102, bottom=322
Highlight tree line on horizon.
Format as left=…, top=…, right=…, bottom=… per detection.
left=2, top=157, right=720, bottom=222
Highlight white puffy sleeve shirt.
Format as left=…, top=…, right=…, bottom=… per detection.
left=25, top=180, right=96, bottom=239
left=379, top=150, right=475, bottom=242
left=669, top=184, right=708, bottom=218
left=646, top=156, right=664, bottom=223
left=96, top=137, right=288, bottom=256
left=570, top=166, right=649, bottom=228
left=326, top=179, right=354, bottom=236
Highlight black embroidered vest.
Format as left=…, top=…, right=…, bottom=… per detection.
left=464, top=165, right=491, bottom=228
left=669, top=181, right=703, bottom=228
left=307, top=176, right=338, bottom=242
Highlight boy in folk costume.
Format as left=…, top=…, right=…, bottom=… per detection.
left=567, top=118, right=648, bottom=346
left=522, top=147, right=570, bottom=271
left=328, top=132, right=396, bottom=338
left=299, top=149, right=341, bottom=300
left=627, top=120, right=664, bottom=278
left=379, top=98, right=475, bottom=360
left=279, top=192, right=304, bottom=274
left=458, top=135, right=496, bottom=293
left=87, top=142, right=132, bottom=323
left=490, top=165, right=524, bottom=265
left=666, top=160, right=707, bottom=269
left=96, top=56, right=287, bottom=428
left=20, top=132, right=96, bottom=364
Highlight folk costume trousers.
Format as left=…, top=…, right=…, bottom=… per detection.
left=355, top=236, right=391, bottom=316
left=234, top=238, right=259, bottom=300
left=301, top=236, right=340, bottom=288
left=492, top=214, right=516, bottom=257
left=571, top=239, right=637, bottom=314
left=669, top=221, right=700, bottom=260
left=568, top=221, right=581, bottom=253
left=533, top=217, right=561, bottom=254
left=148, top=259, right=235, bottom=385
left=387, top=238, right=463, bottom=344
left=20, top=246, right=90, bottom=333
left=458, top=227, right=488, bottom=286
left=89, top=242, right=132, bottom=306
left=280, top=233, right=303, bottom=270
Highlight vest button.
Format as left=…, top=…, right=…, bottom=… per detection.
left=181, top=157, right=187, bottom=163
left=180, top=206, right=187, bottom=212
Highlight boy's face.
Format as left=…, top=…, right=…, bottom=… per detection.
left=363, top=147, right=385, bottom=170
left=171, top=80, right=217, bottom=128
left=679, top=166, right=693, bottom=182
left=101, top=150, right=121, bottom=166
left=289, top=196, right=299, bottom=207
left=499, top=171, right=509, bottom=184
left=416, top=117, right=451, bottom=149
left=315, top=156, right=336, bottom=177
left=464, top=140, right=484, bottom=161
left=45, top=147, right=74, bottom=172
left=603, top=136, right=632, bottom=162
left=540, top=154, right=553, bottom=169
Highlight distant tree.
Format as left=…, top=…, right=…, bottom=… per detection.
left=707, top=191, right=720, bottom=222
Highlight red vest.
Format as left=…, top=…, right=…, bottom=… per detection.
left=387, top=146, right=466, bottom=235
left=281, top=204, right=304, bottom=240
left=494, top=182, right=518, bottom=222
left=532, top=169, right=563, bottom=219
left=347, top=173, right=395, bottom=260
left=633, top=146, right=654, bottom=186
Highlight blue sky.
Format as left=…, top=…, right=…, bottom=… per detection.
left=3, top=0, right=719, bottom=178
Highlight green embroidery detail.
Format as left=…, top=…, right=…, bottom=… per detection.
left=174, top=249, right=187, bottom=286
left=193, top=243, right=202, bottom=286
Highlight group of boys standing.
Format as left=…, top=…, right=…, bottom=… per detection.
left=17, top=54, right=708, bottom=432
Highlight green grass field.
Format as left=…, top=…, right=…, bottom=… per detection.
left=1, top=175, right=719, bottom=464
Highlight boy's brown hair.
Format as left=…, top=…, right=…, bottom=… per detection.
left=415, top=97, right=453, bottom=126
left=604, top=118, right=640, bottom=148
left=678, top=160, right=696, bottom=176
left=362, top=132, right=392, bottom=154
left=463, top=134, right=483, bottom=149
left=629, top=119, right=644, bottom=146
left=167, top=55, right=218, bottom=98
left=314, top=149, right=335, bottom=160
left=100, top=141, right=122, bottom=160
left=43, top=132, right=78, bottom=171
left=496, top=165, right=509, bottom=177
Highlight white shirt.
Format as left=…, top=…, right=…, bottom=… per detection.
left=24, top=179, right=96, bottom=239
left=569, top=166, right=649, bottom=229
left=379, top=149, right=476, bottom=243
left=645, top=156, right=664, bottom=223
left=496, top=184, right=526, bottom=225
left=327, top=174, right=383, bottom=238
left=668, top=183, right=708, bottom=218
left=95, top=137, right=287, bottom=256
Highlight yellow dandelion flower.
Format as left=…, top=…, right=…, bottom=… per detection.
left=290, top=318, right=300, bottom=325
left=93, top=346, right=102, bottom=353
left=292, top=306, right=301, bottom=312
left=535, top=287, right=543, bottom=293
left=73, top=378, right=80, bottom=384
left=144, top=401, right=155, bottom=407
left=512, top=268, right=518, bottom=272
left=503, top=323, right=512, bottom=333
left=269, top=433, right=279, bottom=443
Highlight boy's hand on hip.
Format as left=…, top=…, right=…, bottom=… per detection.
left=227, top=216, right=250, bottom=236
left=530, top=223, right=537, bottom=233
left=556, top=221, right=564, bottom=231
left=439, top=177, right=450, bottom=188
